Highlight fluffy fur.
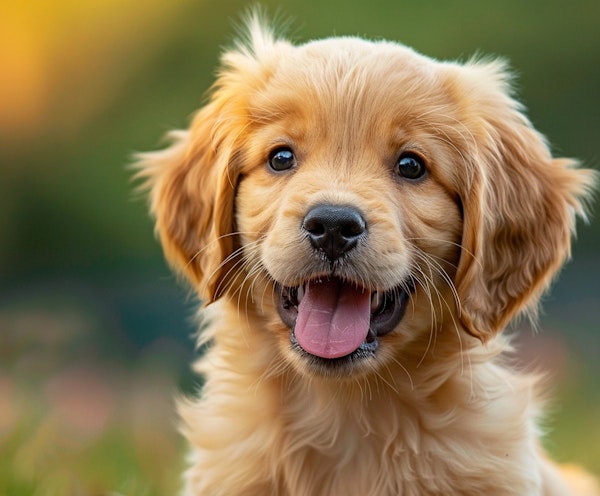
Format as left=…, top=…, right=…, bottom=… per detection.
left=137, top=17, right=598, bottom=496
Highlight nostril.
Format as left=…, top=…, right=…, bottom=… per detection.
left=302, top=204, right=367, bottom=261
left=303, top=217, right=326, bottom=237
left=341, top=217, right=366, bottom=239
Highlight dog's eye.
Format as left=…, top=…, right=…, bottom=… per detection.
left=396, top=153, right=427, bottom=180
left=268, top=147, right=297, bottom=172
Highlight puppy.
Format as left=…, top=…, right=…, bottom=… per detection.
left=137, top=16, right=598, bottom=496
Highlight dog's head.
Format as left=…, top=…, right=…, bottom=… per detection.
left=137, top=19, right=595, bottom=377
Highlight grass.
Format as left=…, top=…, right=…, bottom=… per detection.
left=1, top=306, right=598, bottom=496
left=0, top=365, right=184, bottom=496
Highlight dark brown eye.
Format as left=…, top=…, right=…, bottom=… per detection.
left=396, top=153, right=426, bottom=180
left=268, top=147, right=297, bottom=172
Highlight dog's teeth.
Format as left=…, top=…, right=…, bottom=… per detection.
left=370, top=290, right=383, bottom=314
left=296, top=285, right=305, bottom=304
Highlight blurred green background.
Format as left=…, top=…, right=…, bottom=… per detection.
left=1, top=0, right=598, bottom=494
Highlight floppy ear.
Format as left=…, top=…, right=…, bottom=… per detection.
left=451, top=61, right=596, bottom=341
left=135, top=17, right=290, bottom=302
left=134, top=104, right=239, bottom=303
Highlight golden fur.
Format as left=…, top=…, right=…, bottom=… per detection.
left=137, top=17, right=598, bottom=496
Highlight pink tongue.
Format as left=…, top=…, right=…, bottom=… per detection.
left=294, top=279, right=371, bottom=359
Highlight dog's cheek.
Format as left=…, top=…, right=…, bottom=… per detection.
left=235, top=171, right=311, bottom=289
left=255, top=179, right=321, bottom=282
left=397, top=184, right=462, bottom=268
left=236, top=173, right=282, bottom=246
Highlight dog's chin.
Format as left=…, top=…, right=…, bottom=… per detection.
left=275, top=276, right=413, bottom=376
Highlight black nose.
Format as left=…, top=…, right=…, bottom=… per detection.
left=302, top=205, right=367, bottom=261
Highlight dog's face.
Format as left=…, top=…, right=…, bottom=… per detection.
left=234, top=39, right=464, bottom=375
left=138, top=24, right=593, bottom=378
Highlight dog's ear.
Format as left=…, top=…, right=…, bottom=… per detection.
left=134, top=107, right=239, bottom=303
left=449, top=60, right=596, bottom=341
left=135, top=17, right=290, bottom=302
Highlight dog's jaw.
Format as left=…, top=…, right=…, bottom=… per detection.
left=275, top=276, right=414, bottom=373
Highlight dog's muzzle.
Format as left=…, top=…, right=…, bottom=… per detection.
left=276, top=277, right=413, bottom=361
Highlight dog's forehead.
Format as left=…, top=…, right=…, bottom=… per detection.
left=280, top=37, right=440, bottom=94
left=249, top=37, right=454, bottom=134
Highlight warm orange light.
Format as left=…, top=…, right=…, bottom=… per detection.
left=0, top=0, right=188, bottom=144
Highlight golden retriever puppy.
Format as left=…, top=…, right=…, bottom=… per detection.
left=137, top=16, right=598, bottom=496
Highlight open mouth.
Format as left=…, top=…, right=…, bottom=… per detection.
left=276, top=276, right=413, bottom=364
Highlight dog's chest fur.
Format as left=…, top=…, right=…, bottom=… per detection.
left=180, top=302, right=545, bottom=496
